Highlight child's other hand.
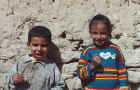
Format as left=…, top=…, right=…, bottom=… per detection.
left=92, top=55, right=101, bottom=65
left=90, top=55, right=101, bottom=70
left=13, top=74, right=25, bottom=85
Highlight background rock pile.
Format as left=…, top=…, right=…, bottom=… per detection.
left=0, top=0, right=140, bottom=90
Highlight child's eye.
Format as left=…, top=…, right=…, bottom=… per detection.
left=32, top=43, right=49, bottom=47
left=90, top=32, right=98, bottom=34
left=41, top=44, right=49, bottom=47
left=101, top=32, right=108, bottom=35
left=32, top=44, right=39, bottom=47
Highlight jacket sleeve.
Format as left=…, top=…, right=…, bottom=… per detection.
left=116, top=47, right=129, bottom=90
left=4, top=63, right=18, bottom=90
left=76, top=47, right=96, bottom=80
left=50, top=63, right=65, bottom=90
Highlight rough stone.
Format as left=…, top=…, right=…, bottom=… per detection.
left=0, top=0, right=140, bottom=90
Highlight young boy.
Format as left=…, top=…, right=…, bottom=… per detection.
left=76, top=14, right=129, bottom=90
left=5, top=26, right=65, bottom=90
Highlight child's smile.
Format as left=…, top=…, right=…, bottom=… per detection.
left=27, top=37, right=49, bottom=60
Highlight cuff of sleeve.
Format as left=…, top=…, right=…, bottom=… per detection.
left=10, top=75, right=15, bottom=85
left=5, top=74, right=16, bottom=89
left=87, top=64, right=95, bottom=76
left=119, top=86, right=129, bottom=90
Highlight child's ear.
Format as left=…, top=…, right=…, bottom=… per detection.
left=27, top=42, right=30, bottom=48
left=90, top=33, right=92, bottom=38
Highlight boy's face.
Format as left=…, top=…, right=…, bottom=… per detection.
left=90, top=22, right=110, bottom=47
left=27, top=37, right=49, bottom=61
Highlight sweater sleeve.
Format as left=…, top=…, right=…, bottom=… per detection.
left=76, top=47, right=96, bottom=80
left=116, top=47, right=129, bottom=90
left=50, top=63, right=65, bottom=90
left=4, top=63, right=18, bottom=90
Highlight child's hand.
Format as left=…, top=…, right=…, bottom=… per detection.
left=90, top=55, right=101, bottom=70
left=92, top=55, right=101, bottom=64
left=13, top=74, right=25, bottom=85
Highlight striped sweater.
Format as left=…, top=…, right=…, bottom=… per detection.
left=76, top=44, right=129, bottom=90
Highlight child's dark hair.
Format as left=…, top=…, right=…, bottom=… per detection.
left=28, top=26, right=52, bottom=42
left=89, top=14, right=113, bottom=38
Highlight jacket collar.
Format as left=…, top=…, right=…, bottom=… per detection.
left=23, top=54, right=49, bottom=68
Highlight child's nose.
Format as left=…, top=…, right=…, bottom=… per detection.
left=97, top=34, right=102, bottom=39
left=37, top=45, right=41, bottom=50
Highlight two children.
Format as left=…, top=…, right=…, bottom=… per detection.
left=5, top=14, right=129, bottom=90
left=76, top=14, right=129, bottom=90
left=5, top=26, right=65, bottom=90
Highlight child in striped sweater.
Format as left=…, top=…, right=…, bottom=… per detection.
left=76, top=14, right=129, bottom=90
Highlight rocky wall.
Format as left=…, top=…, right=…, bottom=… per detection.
left=0, top=0, right=140, bottom=90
